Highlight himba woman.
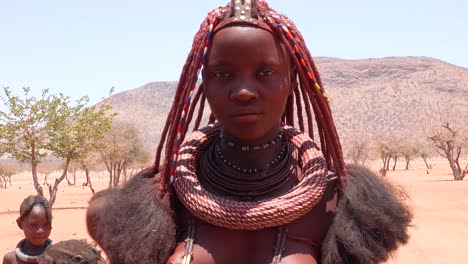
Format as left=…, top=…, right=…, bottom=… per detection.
left=86, top=0, right=412, bottom=263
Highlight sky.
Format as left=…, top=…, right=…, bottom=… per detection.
left=1, top=0, right=467, bottom=104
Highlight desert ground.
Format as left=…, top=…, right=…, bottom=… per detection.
left=1, top=159, right=467, bottom=263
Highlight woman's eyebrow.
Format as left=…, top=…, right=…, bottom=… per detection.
left=207, top=58, right=283, bottom=66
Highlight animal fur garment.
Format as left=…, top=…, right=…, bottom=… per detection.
left=89, top=168, right=176, bottom=264
left=90, top=164, right=412, bottom=264
left=321, top=164, right=413, bottom=264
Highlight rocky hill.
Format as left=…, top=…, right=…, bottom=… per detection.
left=106, top=56, right=468, bottom=151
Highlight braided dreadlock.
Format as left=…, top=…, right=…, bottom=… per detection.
left=154, top=0, right=345, bottom=194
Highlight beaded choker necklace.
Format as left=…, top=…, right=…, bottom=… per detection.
left=215, top=139, right=287, bottom=173
left=15, top=239, right=52, bottom=263
left=220, top=129, right=283, bottom=152
left=174, top=123, right=328, bottom=230
left=199, top=138, right=297, bottom=200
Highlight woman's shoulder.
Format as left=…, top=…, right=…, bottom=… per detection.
left=2, top=251, right=16, bottom=264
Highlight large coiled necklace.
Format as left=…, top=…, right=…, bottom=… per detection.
left=173, top=123, right=328, bottom=230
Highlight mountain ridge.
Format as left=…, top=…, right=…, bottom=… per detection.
left=106, top=56, right=468, bottom=151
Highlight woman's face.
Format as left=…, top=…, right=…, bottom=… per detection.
left=203, top=26, right=292, bottom=144
left=18, top=205, right=52, bottom=247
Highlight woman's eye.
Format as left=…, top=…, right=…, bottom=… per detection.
left=214, top=71, right=231, bottom=78
left=258, top=69, right=274, bottom=77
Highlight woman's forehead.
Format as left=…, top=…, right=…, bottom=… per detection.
left=212, top=24, right=277, bottom=41
left=207, top=26, right=289, bottom=63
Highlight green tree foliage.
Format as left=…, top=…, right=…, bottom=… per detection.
left=0, top=87, right=115, bottom=206
left=46, top=95, right=114, bottom=206
left=0, top=87, right=57, bottom=195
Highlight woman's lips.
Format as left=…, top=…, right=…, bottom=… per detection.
left=231, top=112, right=262, bottom=122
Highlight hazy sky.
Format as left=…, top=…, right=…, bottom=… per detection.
left=1, top=0, right=467, bottom=104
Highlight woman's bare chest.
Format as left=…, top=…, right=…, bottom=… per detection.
left=168, top=210, right=330, bottom=264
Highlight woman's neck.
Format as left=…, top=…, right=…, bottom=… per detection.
left=219, top=141, right=283, bottom=171
left=218, top=128, right=284, bottom=171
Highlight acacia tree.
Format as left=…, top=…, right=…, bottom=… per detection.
left=122, top=146, right=151, bottom=183
left=78, top=152, right=102, bottom=194
left=98, top=122, right=146, bottom=188
left=64, top=161, right=79, bottom=186
left=0, top=163, right=17, bottom=188
left=374, top=134, right=400, bottom=175
left=347, top=136, right=371, bottom=166
left=375, top=142, right=391, bottom=176
left=390, top=154, right=398, bottom=171
left=46, top=95, right=114, bottom=206
left=399, top=138, right=419, bottom=170
left=416, top=140, right=434, bottom=170
left=428, top=121, right=468, bottom=180
left=37, top=156, right=61, bottom=185
left=0, top=87, right=58, bottom=195
left=0, top=87, right=114, bottom=206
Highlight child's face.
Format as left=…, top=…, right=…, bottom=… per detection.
left=17, top=205, right=52, bottom=247
left=203, top=25, right=292, bottom=143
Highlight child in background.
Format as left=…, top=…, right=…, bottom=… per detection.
left=3, top=195, right=53, bottom=264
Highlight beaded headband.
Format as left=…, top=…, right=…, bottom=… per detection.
left=214, top=0, right=273, bottom=33
left=230, top=0, right=258, bottom=21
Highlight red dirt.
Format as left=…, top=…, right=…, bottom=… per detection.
left=1, top=160, right=467, bottom=263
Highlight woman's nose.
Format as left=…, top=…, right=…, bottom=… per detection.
left=230, top=79, right=258, bottom=102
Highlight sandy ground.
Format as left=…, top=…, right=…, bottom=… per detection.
left=383, top=160, right=468, bottom=264
left=1, top=160, right=467, bottom=263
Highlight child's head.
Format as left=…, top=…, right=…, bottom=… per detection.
left=39, top=239, right=106, bottom=264
left=17, top=195, right=52, bottom=247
